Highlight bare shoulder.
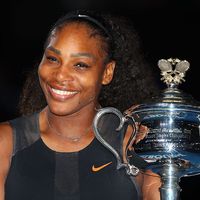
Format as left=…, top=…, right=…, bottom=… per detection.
left=0, top=121, right=13, bottom=146
left=0, top=122, right=13, bottom=200
left=0, top=121, right=13, bottom=174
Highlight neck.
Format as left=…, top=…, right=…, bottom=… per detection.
left=44, top=104, right=100, bottom=142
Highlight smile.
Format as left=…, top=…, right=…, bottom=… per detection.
left=49, top=87, right=79, bottom=100
left=51, top=88, right=78, bottom=95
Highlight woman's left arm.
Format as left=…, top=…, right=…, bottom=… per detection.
left=141, top=170, right=161, bottom=200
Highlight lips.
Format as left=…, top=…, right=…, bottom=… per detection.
left=48, top=85, right=79, bottom=101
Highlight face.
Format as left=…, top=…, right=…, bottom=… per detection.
left=38, top=23, right=115, bottom=116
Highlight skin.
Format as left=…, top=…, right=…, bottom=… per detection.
left=38, top=23, right=115, bottom=152
left=0, top=123, right=13, bottom=199
left=0, top=22, right=161, bottom=199
left=124, top=125, right=161, bottom=199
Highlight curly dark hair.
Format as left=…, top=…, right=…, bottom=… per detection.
left=18, top=10, right=160, bottom=115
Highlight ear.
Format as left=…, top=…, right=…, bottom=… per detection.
left=102, top=61, right=116, bottom=85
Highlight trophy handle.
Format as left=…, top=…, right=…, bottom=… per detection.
left=93, top=107, right=139, bottom=176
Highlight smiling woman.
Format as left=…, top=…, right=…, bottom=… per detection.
left=38, top=22, right=114, bottom=117
left=0, top=10, right=160, bottom=200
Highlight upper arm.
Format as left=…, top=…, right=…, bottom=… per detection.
left=0, top=122, right=13, bottom=199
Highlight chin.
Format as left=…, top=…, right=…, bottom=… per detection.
left=47, top=103, right=81, bottom=117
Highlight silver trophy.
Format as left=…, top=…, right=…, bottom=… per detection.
left=93, top=58, right=200, bottom=200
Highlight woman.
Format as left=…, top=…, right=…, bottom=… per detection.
left=0, top=10, right=160, bottom=199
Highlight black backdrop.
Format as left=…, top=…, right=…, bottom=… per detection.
left=0, top=1, right=200, bottom=199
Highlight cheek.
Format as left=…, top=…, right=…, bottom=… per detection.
left=38, top=65, right=51, bottom=93
left=80, top=75, right=103, bottom=98
left=38, top=64, right=51, bottom=83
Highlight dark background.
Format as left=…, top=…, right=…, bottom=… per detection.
left=0, top=0, right=200, bottom=199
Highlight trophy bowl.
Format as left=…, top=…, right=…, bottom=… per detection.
left=127, top=58, right=200, bottom=199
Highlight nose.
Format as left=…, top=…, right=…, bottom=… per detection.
left=54, top=65, right=74, bottom=83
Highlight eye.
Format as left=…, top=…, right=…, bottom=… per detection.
left=46, top=56, right=58, bottom=63
left=74, top=62, right=90, bottom=69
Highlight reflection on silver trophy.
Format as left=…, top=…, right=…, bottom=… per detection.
left=93, top=58, right=200, bottom=200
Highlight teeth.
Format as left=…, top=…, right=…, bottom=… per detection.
left=52, top=88, right=77, bottom=95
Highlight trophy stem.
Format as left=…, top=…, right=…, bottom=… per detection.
left=159, top=160, right=181, bottom=200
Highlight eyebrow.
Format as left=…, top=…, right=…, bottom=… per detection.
left=46, top=46, right=96, bottom=60
left=46, top=46, right=61, bottom=55
left=71, top=53, right=95, bottom=59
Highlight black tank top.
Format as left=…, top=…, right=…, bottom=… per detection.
left=5, top=113, right=147, bottom=200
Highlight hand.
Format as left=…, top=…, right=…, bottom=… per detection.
left=134, top=123, right=149, bottom=145
left=124, top=105, right=161, bottom=199
left=124, top=104, right=149, bottom=146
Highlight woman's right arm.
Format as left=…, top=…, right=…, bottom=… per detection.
left=0, top=123, right=13, bottom=200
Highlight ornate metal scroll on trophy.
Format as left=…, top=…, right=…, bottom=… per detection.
left=93, top=58, right=200, bottom=200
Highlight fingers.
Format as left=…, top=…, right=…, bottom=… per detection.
left=124, top=104, right=140, bottom=116
left=134, top=124, right=149, bottom=144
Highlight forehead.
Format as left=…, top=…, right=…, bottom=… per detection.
left=47, top=22, right=107, bottom=59
left=48, top=23, right=106, bottom=56
left=53, top=22, right=100, bottom=41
